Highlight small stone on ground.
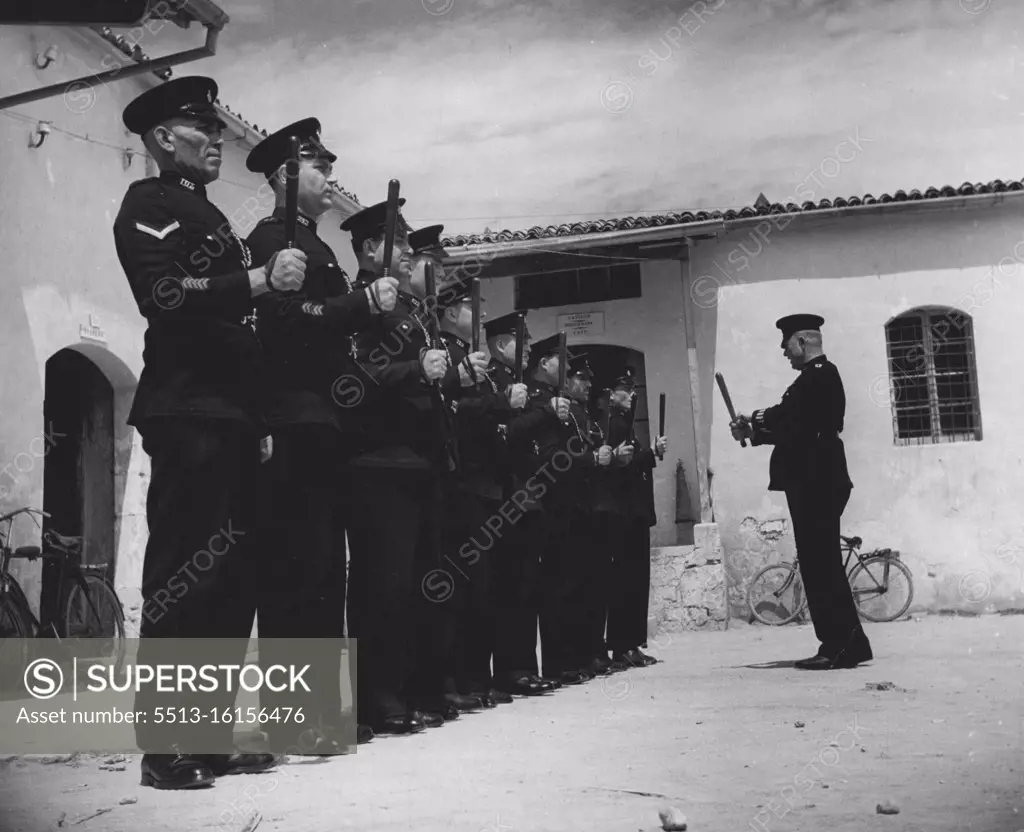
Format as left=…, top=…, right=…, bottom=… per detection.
left=658, top=806, right=687, bottom=830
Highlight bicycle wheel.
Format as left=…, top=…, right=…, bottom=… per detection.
left=747, top=563, right=807, bottom=625
left=849, top=555, right=914, bottom=623
left=0, top=589, right=32, bottom=691
left=62, top=575, right=126, bottom=673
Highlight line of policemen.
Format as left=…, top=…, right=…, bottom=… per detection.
left=112, top=77, right=667, bottom=791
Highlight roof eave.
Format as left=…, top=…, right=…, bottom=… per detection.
left=443, top=188, right=1024, bottom=263
left=216, top=107, right=265, bottom=150
left=721, top=188, right=1024, bottom=234
left=443, top=218, right=726, bottom=263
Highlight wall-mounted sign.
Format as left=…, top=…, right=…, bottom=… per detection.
left=80, top=313, right=107, bottom=344
left=556, top=310, right=604, bottom=339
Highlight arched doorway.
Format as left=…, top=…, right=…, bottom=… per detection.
left=572, top=344, right=651, bottom=449
left=39, top=349, right=117, bottom=630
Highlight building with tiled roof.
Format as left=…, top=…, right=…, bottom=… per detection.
left=441, top=173, right=1024, bottom=630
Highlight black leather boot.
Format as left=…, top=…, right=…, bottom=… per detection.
left=140, top=753, right=216, bottom=790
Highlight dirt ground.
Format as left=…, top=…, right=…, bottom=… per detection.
left=1, top=613, right=1022, bottom=832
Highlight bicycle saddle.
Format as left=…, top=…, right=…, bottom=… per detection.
left=45, top=530, right=83, bottom=550
left=841, top=535, right=862, bottom=548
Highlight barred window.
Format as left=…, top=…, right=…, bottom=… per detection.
left=884, top=306, right=981, bottom=445
left=514, top=263, right=641, bottom=310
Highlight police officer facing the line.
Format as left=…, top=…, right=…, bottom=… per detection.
left=243, top=118, right=399, bottom=753
left=115, top=76, right=300, bottom=790
left=730, top=314, right=873, bottom=670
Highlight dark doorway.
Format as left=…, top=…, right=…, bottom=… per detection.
left=40, top=349, right=115, bottom=629
left=574, top=344, right=651, bottom=449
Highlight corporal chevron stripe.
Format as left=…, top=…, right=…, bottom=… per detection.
left=135, top=220, right=181, bottom=240
left=301, top=302, right=325, bottom=317
left=181, top=277, right=210, bottom=290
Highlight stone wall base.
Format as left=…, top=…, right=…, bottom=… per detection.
left=647, top=522, right=727, bottom=635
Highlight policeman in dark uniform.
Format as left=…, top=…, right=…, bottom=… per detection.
left=341, top=200, right=411, bottom=289
left=731, top=314, right=873, bottom=669
left=426, top=259, right=519, bottom=710
left=243, top=119, right=399, bottom=752
left=115, top=77, right=294, bottom=789
left=484, top=322, right=562, bottom=698
left=403, top=225, right=490, bottom=721
left=536, top=349, right=613, bottom=685
left=341, top=206, right=485, bottom=734
left=585, top=374, right=631, bottom=674
left=603, top=368, right=666, bottom=667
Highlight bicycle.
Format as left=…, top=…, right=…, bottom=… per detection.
left=746, top=534, right=914, bottom=626
left=0, top=507, right=126, bottom=680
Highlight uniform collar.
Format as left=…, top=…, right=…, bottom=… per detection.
left=801, top=354, right=827, bottom=372
left=159, top=170, right=206, bottom=196
left=272, top=205, right=317, bottom=231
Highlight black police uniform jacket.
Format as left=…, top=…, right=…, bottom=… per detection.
left=610, top=410, right=658, bottom=527
left=481, top=363, right=560, bottom=513
left=750, top=355, right=853, bottom=494
left=566, top=396, right=600, bottom=513
left=245, top=208, right=372, bottom=433
left=349, top=291, right=461, bottom=471
left=517, top=379, right=598, bottom=513
left=439, top=332, right=512, bottom=500
left=113, top=172, right=264, bottom=433
left=590, top=409, right=647, bottom=520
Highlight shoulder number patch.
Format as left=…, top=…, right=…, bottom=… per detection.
left=135, top=220, right=181, bottom=240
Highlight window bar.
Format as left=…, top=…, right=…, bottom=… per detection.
left=922, top=312, right=942, bottom=442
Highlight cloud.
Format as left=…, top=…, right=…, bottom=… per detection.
left=164, top=0, right=1024, bottom=235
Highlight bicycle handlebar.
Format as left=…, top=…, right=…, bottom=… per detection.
left=0, top=507, right=50, bottom=524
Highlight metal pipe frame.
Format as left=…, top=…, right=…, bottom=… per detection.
left=0, top=5, right=224, bottom=111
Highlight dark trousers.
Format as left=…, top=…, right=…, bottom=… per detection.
left=345, top=465, right=430, bottom=723
left=785, top=485, right=869, bottom=655
left=324, top=488, right=351, bottom=727
left=606, top=517, right=652, bottom=653
left=406, top=476, right=448, bottom=712
left=445, top=490, right=501, bottom=694
left=134, top=419, right=262, bottom=752
left=256, top=425, right=347, bottom=745
left=539, top=506, right=590, bottom=677
left=583, top=512, right=624, bottom=658
left=492, top=509, right=546, bottom=681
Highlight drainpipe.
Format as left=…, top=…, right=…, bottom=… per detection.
left=0, top=21, right=222, bottom=111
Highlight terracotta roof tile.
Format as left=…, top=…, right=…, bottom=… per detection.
left=439, top=179, right=1024, bottom=248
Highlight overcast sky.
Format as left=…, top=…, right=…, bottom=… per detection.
left=167, top=0, right=1022, bottom=236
